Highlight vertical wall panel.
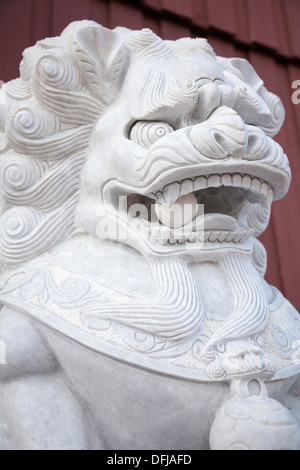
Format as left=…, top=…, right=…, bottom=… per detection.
left=0, top=0, right=33, bottom=82
left=143, top=0, right=161, bottom=10
left=251, top=55, right=300, bottom=305
left=283, top=0, right=300, bottom=58
left=109, top=1, right=144, bottom=30
left=143, top=13, right=161, bottom=36
left=247, top=0, right=279, bottom=50
left=90, top=0, right=110, bottom=26
left=52, top=0, right=91, bottom=36
left=162, top=0, right=194, bottom=19
left=191, top=0, right=208, bottom=28
left=31, top=0, right=52, bottom=43
left=206, top=35, right=236, bottom=58
left=160, top=19, right=191, bottom=40
left=273, top=0, right=292, bottom=57
left=233, top=0, right=250, bottom=44
left=206, top=0, right=237, bottom=35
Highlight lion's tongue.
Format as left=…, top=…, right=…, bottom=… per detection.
left=155, top=193, right=238, bottom=231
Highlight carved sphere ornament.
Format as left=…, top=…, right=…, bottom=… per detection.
left=0, top=21, right=299, bottom=450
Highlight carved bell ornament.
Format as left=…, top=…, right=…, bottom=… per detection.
left=0, top=21, right=299, bottom=451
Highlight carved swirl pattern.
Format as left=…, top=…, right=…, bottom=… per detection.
left=1, top=153, right=84, bottom=211
left=7, top=106, right=59, bottom=150
left=130, top=121, right=174, bottom=148
left=206, top=362, right=227, bottom=380
left=0, top=257, right=298, bottom=375
left=0, top=207, right=41, bottom=241
left=36, top=49, right=79, bottom=91
left=0, top=195, right=77, bottom=267
left=0, top=157, right=44, bottom=193
left=265, top=305, right=300, bottom=361
left=116, top=325, right=160, bottom=353
left=5, top=78, right=32, bottom=101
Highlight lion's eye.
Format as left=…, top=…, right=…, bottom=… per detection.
left=129, top=121, right=174, bottom=149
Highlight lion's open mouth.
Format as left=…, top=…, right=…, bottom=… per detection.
left=126, top=172, right=273, bottom=246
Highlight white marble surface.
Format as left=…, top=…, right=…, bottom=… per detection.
left=0, top=20, right=299, bottom=450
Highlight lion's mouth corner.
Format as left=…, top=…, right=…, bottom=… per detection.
left=125, top=172, right=273, bottom=247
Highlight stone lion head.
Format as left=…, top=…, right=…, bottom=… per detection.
left=0, top=20, right=290, bottom=272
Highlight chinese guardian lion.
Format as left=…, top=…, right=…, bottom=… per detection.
left=0, top=21, right=300, bottom=450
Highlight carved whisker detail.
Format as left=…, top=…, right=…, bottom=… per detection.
left=202, top=252, right=269, bottom=362
left=82, top=257, right=203, bottom=342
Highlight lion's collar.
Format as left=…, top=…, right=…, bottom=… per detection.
left=0, top=235, right=299, bottom=382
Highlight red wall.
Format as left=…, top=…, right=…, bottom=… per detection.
left=1, top=0, right=300, bottom=309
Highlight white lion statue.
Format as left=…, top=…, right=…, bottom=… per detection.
left=0, top=21, right=300, bottom=450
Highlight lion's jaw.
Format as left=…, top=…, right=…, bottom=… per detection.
left=78, top=54, right=290, bottom=262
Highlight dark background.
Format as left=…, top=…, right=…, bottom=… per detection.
left=1, top=0, right=300, bottom=310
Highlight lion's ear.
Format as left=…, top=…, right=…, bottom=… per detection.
left=217, top=56, right=284, bottom=137
left=71, top=24, right=128, bottom=107
left=216, top=57, right=264, bottom=92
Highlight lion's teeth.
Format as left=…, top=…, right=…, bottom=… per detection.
left=250, top=178, right=261, bottom=194
left=163, top=182, right=180, bottom=205
left=261, top=188, right=273, bottom=208
left=180, top=178, right=193, bottom=197
left=188, top=232, right=197, bottom=242
left=232, top=174, right=242, bottom=187
left=242, top=174, right=252, bottom=189
left=207, top=174, right=220, bottom=187
left=193, top=176, right=207, bottom=192
left=209, top=231, right=220, bottom=242
left=217, top=231, right=228, bottom=242
left=234, top=232, right=243, bottom=243
left=267, top=188, right=273, bottom=206
left=220, top=174, right=232, bottom=186
left=155, top=191, right=166, bottom=204
left=226, top=232, right=236, bottom=242
left=158, top=227, right=170, bottom=245
left=156, top=173, right=273, bottom=208
left=260, top=182, right=269, bottom=198
left=153, top=227, right=253, bottom=245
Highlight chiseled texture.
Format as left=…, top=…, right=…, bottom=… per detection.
left=0, top=21, right=299, bottom=450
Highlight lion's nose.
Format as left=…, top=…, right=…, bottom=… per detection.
left=188, top=106, right=247, bottom=160
left=197, top=82, right=221, bottom=121
left=219, top=84, right=236, bottom=108
left=193, top=81, right=236, bottom=123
